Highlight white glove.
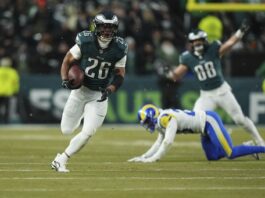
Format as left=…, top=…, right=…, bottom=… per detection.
left=127, top=156, right=146, bottom=162
left=141, top=157, right=158, bottom=163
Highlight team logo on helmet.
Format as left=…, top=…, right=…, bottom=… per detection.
left=188, top=29, right=207, bottom=42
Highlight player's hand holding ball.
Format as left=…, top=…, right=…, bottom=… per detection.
left=62, top=65, right=84, bottom=90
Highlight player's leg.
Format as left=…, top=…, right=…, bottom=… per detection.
left=201, top=134, right=225, bottom=160
left=64, top=99, right=108, bottom=156
left=193, top=94, right=216, bottom=111
left=217, top=90, right=265, bottom=146
left=61, top=90, right=85, bottom=135
left=205, top=111, right=234, bottom=159
left=205, top=111, right=265, bottom=159
left=51, top=90, right=86, bottom=172
left=228, top=144, right=265, bottom=159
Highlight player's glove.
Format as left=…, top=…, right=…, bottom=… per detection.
left=240, top=19, right=250, bottom=34
left=62, top=79, right=79, bottom=90
left=97, top=87, right=112, bottom=102
left=127, top=156, right=145, bottom=162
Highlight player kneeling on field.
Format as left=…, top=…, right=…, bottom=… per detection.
left=128, top=104, right=265, bottom=163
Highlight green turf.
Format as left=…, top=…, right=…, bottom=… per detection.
left=0, top=125, right=264, bottom=198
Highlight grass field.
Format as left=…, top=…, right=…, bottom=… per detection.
left=0, top=125, right=264, bottom=198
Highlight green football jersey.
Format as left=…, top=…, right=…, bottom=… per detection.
left=179, top=41, right=224, bottom=90
left=76, top=31, right=128, bottom=91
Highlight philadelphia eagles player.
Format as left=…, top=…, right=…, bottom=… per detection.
left=51, top=11, right=128, bottom=172
left=128, top=104, right=265, bottom=163
left=170, top=20, right=265, bottom=146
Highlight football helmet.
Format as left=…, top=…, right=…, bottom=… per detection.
left=188, top=29, right=208, bottom=55
left=93, top=11, right=119, bottom=42
left=138, top=104, right=160, bottom=133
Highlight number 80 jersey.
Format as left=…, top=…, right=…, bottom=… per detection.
left=75, top=31, right=128, bottom=91
left=179, top=41, right=224, bottom=90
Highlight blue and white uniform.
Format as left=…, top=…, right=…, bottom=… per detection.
left=129, top=108, right=265, bottom=162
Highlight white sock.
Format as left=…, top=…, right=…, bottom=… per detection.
left=243, top=117, right=264, bottom=145
left=59, top=152, right=69, bottom=164
left=65, top=132, right=91, bottom=156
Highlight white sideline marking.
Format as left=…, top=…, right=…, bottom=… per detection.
left=0, top=176, right=265, bottom=180
left=1, top=186, right=265, bottom=192
left=0, top=167, right=265, bottom=172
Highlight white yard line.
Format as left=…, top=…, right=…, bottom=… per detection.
left=1, top=186, right=265, bottom=192
left=0, top=167, right=265, bottom=172
left=0, top=176, right=265, bottom=180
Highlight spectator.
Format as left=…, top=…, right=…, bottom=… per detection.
left=154, top=38, right=181, bottom=108
left=0, top=57, right=19, bottom=124
left=198, top=15, right=223, bottom=42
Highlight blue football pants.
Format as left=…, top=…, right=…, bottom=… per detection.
left=201, top=111, right=265, bottom=160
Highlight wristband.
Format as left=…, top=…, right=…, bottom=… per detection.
left=111, top=74, right=124, bottom=90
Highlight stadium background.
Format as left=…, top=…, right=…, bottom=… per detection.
left=1, top=1, right=265, bottom=198
left=1, top=0, right=265, bottom=124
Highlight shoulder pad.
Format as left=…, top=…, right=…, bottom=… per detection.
left=113, top=37, right=128, bottom=53
left=179, top=51, right=190, bottom=64
left=181, top=51, right=190, bottom=56
left=76, top=31, right=94, bottom=45
left=215, top=40, right=222, bottom=46
left=158, top=113, right=175, bottom=129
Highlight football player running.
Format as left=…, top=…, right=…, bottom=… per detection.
left=169, top=20, right=265, bottom=146
left=51, top=11, right=128, bottom=172
left=128, top=104, right=265, bottom=163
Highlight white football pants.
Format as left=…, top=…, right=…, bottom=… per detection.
left=193, top=84, right=264, bottom=145
left=61, top=86, right=108, bottom=156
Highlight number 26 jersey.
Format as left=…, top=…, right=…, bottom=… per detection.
left=75, top=31, right=128, bottom=91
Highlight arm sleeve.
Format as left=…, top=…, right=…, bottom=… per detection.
left=142, top=133, right=164, bottom=158
left=115, top=55, right=127, bottom=68
left=69, top=44, right=81, bottom=60
left=213, top=40, right=222, bottom=56
left=147, top=118, right=178, bottom=161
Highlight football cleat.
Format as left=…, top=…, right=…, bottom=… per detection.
left=242, top=140, right=260, bottom=160
left=251, top=153, right=260, bottom=160
left=51, top=153, right=69, bottom=173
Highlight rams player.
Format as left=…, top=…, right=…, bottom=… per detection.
left=128, top=104, right=265, bottom=163
left=170, top=20, right=265, bottom=146
left=51, top=11, right=128, bottom=172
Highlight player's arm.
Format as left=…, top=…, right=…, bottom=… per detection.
left=61, top=44, right=81, bottom=89
left=128, top=133, right=164, bottom=162
left=97, top=55, right=126, bottom=102
left=61, top=51, right=76, bottom=80
left=142, top=117, right=178, bottom=163
left=107, top=65, right=125, bottom=93
left=219, top=20, right=250, bottom=57
left=170, top=64, right=189, bottom=82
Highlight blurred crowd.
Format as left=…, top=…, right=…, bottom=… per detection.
left=0, top=0, right=265, bottom=76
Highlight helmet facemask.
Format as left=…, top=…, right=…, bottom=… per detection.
left=191, top=39, right=206, bottom=55
left=94, top=13, right=119, bottom=42
left=188, top=30, right=208, bottom=56
left=140, top=116, right=158, bottom=133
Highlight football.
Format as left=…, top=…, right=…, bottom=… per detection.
left=68, top=64, right=85, bottom=89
